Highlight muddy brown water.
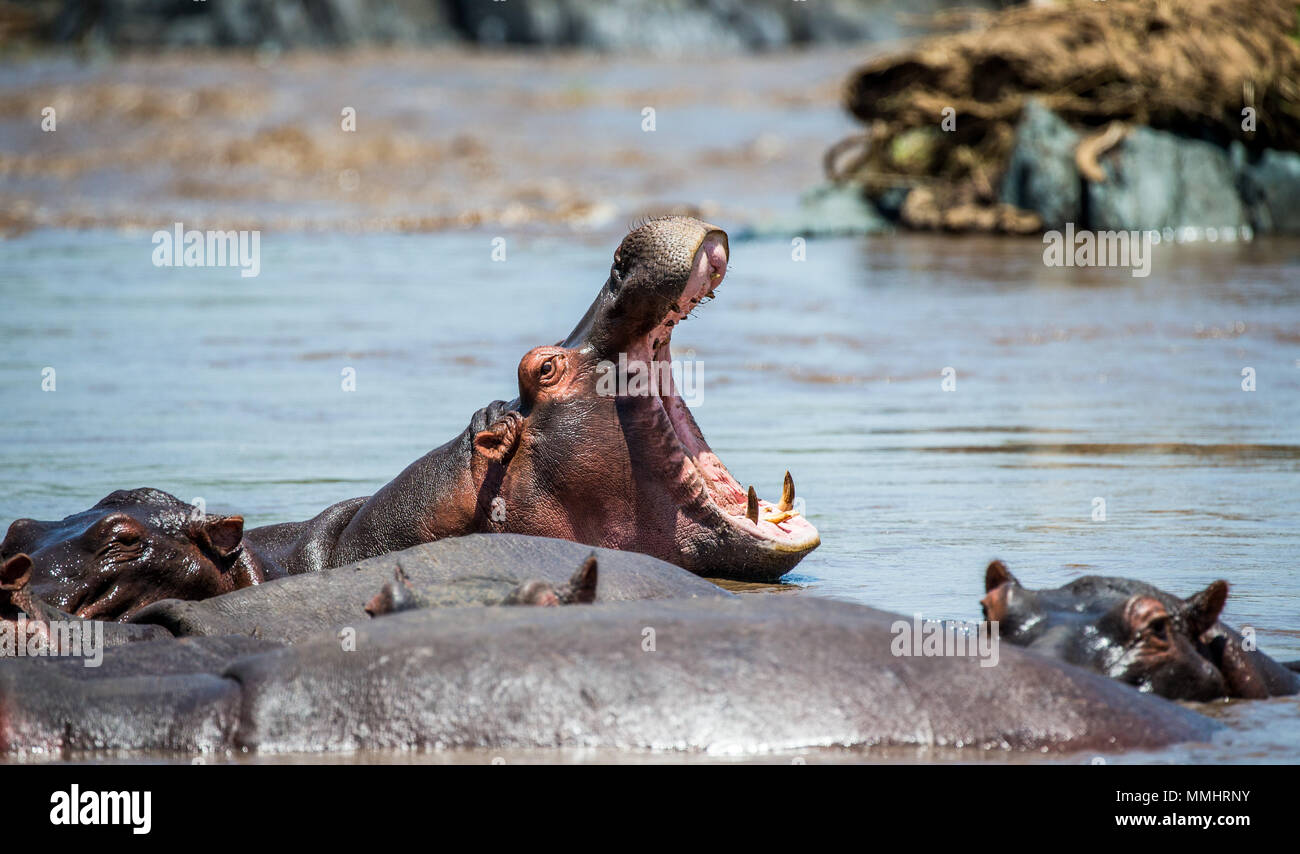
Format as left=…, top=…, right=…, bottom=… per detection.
left=1, top=49, right=1297, bottom=763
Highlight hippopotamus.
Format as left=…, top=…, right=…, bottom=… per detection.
left=2, top=218, right=818, bottom=620
left=130, top=535, right=730, bottom=644
left=1, top=551, right=171, bottom=653
left=0, top=489, right=264, bottom=622
left=364, top=554, right=598, bottom=616
left=0, top=634, right=278, bottom=755
left=241, top=216, right=819, bottom=582
left=0, top=595, right=1217, bottom=758
left=981, top=560, right=1300, bottom=700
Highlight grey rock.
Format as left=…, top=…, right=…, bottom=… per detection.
left=739, top=182, right=891, bottom=239
left=1239, top=148, right=1300, bottom=234
left=1087, top=127, right=1247, bottom=232
left=999, top=99, right=1082, bottom=230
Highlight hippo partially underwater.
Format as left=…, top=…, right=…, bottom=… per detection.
left=247, top=217, right=819, bottom=581
left=1, top=218, right=818, bottom=625
left=0, top=549, right=1218, bottom=757
left=982, top=560, right=1300, bottom=700
left=128, top=534, right=729, bottom=644
left=1, top=537, right=1221, bottom=757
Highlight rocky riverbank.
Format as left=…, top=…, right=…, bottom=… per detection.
left=823, top=0, right=1300, bottom=236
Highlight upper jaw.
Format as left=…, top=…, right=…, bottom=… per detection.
left=566, top=218, right=819, bottom=579
left=562, top=222, right=729, bottom=358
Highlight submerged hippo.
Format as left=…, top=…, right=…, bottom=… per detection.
left=243, top=217, right=819, bottom=582
left=364, top=554, right=598, bottom=616
left=131, top=535, right=729, bottom=644
left=982, top=560, right=1300, bottom=700
left=0, top=596, right=1216, bottom=758
left=0, top=489, right=264, bottom=621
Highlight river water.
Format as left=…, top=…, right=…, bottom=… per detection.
left=1, top=49, right=1298, bottom=763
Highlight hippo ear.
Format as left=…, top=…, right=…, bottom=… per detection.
left=559, top=554, right=598, bottom=605
left=1182, top=580, right=1228, bottom=637
left=474, top=413, right=522, bottom=464
left=364, top=568, right=416, bottom=617
left=0, top=553, right=33, bottom=590
left=984, top=559, right=1019, bottom=592
left=190, top=515, right=245, bottom=561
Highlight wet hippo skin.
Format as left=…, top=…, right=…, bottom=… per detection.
left=2, top=596, right=1216, bottom=757
left=130, top=534, right=732, bottom=644
left=223, top=597, right=1218, bottom=754
left=982, top=560, right=1300, bottom=700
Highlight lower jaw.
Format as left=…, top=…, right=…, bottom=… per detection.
left=672, top=517, right=819, bottom=582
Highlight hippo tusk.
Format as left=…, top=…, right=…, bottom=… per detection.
left=777, top=471, right=795, bottom=512
left=746, top=486, right=759, bottom=524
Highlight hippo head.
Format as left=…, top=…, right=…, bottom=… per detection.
left=981, top=560, right=1229, bottom=701
left=1095, top=584, right=1229, bottom=701
left=469, top=217, right=819, bottom=580
left=0, top=488, right=264, bottom=620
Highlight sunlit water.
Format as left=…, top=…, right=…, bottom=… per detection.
left=2, top=227, right=1297, bottom=763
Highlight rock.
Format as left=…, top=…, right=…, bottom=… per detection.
left=1087, top=126, right=1247, bottom=232
left=737, top=183, right=892, bottom=239
left=998, top=99, right=1082, bottom=230
left=1239, top=148, right=1300, bottom=234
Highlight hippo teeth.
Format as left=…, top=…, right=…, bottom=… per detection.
left=777, top=471, right=794, bottom=512
left=746, top=486, right=759, bottom=523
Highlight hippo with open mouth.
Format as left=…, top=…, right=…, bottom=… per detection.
left=1, top=218, right=817, bottom=618
left=981, top=560, right=1300, bottom=700
left=246, top=216, right=819, bottom=581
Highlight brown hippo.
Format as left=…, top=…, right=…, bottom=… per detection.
left=243, top=216, right=819, bottom=582
left=0, top=489, right=265, bottom=622
left=981, top=560, right=1300, bottom=700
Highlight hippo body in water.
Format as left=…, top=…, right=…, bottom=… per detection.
left=3, top=218, right=819, bottom=619
left=130, top=535, right=725, bottom=644
left=982, top=560, right=1300, bottom=700
left=0, top=595, right=1217, bottom=758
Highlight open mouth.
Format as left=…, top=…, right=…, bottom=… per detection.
left=635, top=233, right=821, bottom=572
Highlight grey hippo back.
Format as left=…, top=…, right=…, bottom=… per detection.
left=131, top=534, right=731, bottom=643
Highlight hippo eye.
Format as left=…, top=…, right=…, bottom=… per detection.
left=1145, top=617, right=1169, bottom=639
left=539, top=358, right=556, bottom=379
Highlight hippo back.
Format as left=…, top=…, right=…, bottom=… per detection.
left=132, top=534, right=731, bottom=643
